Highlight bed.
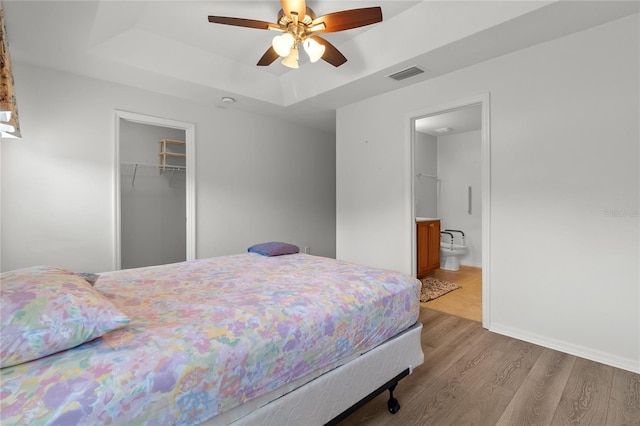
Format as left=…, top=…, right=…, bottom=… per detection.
left=1, top=250, right=424, bottom=425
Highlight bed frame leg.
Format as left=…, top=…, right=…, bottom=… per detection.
left=387, top=384, right=401, bottom=414
left=325, top=369, right=409, bottom=425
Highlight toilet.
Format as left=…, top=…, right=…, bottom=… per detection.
left=440, top=229, right=467, bottom=271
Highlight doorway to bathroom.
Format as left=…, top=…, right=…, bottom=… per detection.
left=410, top=95, right=491, bottom=327
left=114, top=110, right=196, bottom=270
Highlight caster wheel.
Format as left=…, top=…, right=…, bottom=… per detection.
left=387, top=398, right=400, bottom=414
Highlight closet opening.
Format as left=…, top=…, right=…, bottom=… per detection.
left=114, top=111, right=196, bottom=270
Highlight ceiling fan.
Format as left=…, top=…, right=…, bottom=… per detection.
left=208, top=0, right=383, bottom=69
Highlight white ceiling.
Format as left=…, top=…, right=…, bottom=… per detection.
left=3, top=1, right=638, bottom=134
left=415, top=104, right=481, bottom=137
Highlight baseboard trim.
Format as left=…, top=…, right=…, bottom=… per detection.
left=490, top=323, right=640, bottom=374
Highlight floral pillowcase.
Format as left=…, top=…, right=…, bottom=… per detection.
left=0, top=265, right=130, bottom=368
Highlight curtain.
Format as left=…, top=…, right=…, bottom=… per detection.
left=0, top=1, right=21, bottom=138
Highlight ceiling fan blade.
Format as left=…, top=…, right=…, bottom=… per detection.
left=257, top=46, right=280, bottom=66
left=208, top=15, right=275, bottom=30
left=312, top=7, right=383, bottom=33
left=310, top=36, right=347, bottom=67
left=281, top=0, right=306, bottom=19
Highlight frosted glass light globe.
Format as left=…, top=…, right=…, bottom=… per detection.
left=272, top=33, right=295, bottom=57
left=303, top=38, right=325, bottom=63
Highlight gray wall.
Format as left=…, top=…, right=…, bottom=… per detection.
left=120, top=120, right=186, bottom=269
left=1, top=62, right=336, bottom=273
left=337, top=16, right=639, bottom=371
left=437, top=130, right=482, bottom=267
left=414, top=131, right=437, bottom=218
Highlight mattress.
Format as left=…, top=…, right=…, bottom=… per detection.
left=1, top=253, right=421, bottom=425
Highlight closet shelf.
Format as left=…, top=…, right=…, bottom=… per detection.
left=159, top=139, right=186, bottom=173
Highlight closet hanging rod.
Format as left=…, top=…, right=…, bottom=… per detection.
left=121, top=162, right=185, bottom=187
left=417, top=173, right=438, bottom=179
left=120, top=161, right=186, bottom=171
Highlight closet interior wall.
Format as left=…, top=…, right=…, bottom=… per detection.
left=119, top=119, right=186, bottom=269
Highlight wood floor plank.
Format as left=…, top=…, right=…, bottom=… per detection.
left=550, top=357, right=614, bottom=425
left=397, top=318, right=482, bottom=397
left=606, top=367, right=640, bottom=425
left=438, top=377, right=519, bottom=426
left=487, top=337, right=546, bottom=392
left=439, top=338, right=545, bottom=425
left=495, top=348, right=576, bottom=426
left=420, top=309, right=480, bottom=350
left=338, top=307, right=639, bottom=426
left=418, top=318, right=485, bottom=380
left=382, top=328, right=512, bottom=425
left=340, top=312, right=483, bottom=426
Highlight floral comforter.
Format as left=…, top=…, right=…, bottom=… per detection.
left=1, top=253, right=420, bottom=425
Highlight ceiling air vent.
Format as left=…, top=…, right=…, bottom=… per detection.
left=387, top=66, right=425, bottom=81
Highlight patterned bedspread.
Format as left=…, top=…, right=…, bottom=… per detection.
left=1, top=254, right=420, bottom=425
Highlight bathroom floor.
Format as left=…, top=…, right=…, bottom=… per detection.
left=421, top=265, right=482, bottom=322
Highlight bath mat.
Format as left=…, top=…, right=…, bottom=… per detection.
left=420, top=277, right=461, bottom=302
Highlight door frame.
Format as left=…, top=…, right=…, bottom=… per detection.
left=113, top=110, right=196, bottom=270
left=408, top=93, right=491, bottom=328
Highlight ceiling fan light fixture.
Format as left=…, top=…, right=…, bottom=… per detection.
left=281, top=44, right=299, bottom=68
left=208, top=2, right=383, bottom=69
left=303, top=38, right=325, bottom=63
left=272, top=33, right=294, bottom=57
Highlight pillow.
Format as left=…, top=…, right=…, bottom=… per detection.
left=0, top=266, right=130, bottom=368
left=76, top=272, right=100, bottom=286
left=248, top=242, right=300, bottom=256
left=1, top=265, right=100, bottom=286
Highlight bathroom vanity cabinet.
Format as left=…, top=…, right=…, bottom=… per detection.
left=417, top=220, right=440, bottom=278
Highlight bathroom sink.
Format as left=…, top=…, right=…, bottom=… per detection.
left=416, top=217, right=440, bottom=222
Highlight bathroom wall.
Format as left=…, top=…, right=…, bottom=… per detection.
left=437, top=130, right=482, bottom=267
left=414, top=131, right=437, bottom=218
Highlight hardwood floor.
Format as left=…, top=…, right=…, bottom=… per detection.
left=339, top=308, right=640, bottom=426
left=424, top=266, right=482, bottom=322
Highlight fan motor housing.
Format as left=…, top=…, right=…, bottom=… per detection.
left=277, top=7, right=316, bottom=26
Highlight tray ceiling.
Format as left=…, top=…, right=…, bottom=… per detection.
left=3, top=1, right=638, bottom=132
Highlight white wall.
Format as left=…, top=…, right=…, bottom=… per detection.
left=1, top=62, right=336, bottom=273
left=337, top=16, right=639, bottom=372
left=414, top=132, right=437, bottom=218
left=438, top=130, right=482, bottom=267
left=120, top=121, right=186, bottom=269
